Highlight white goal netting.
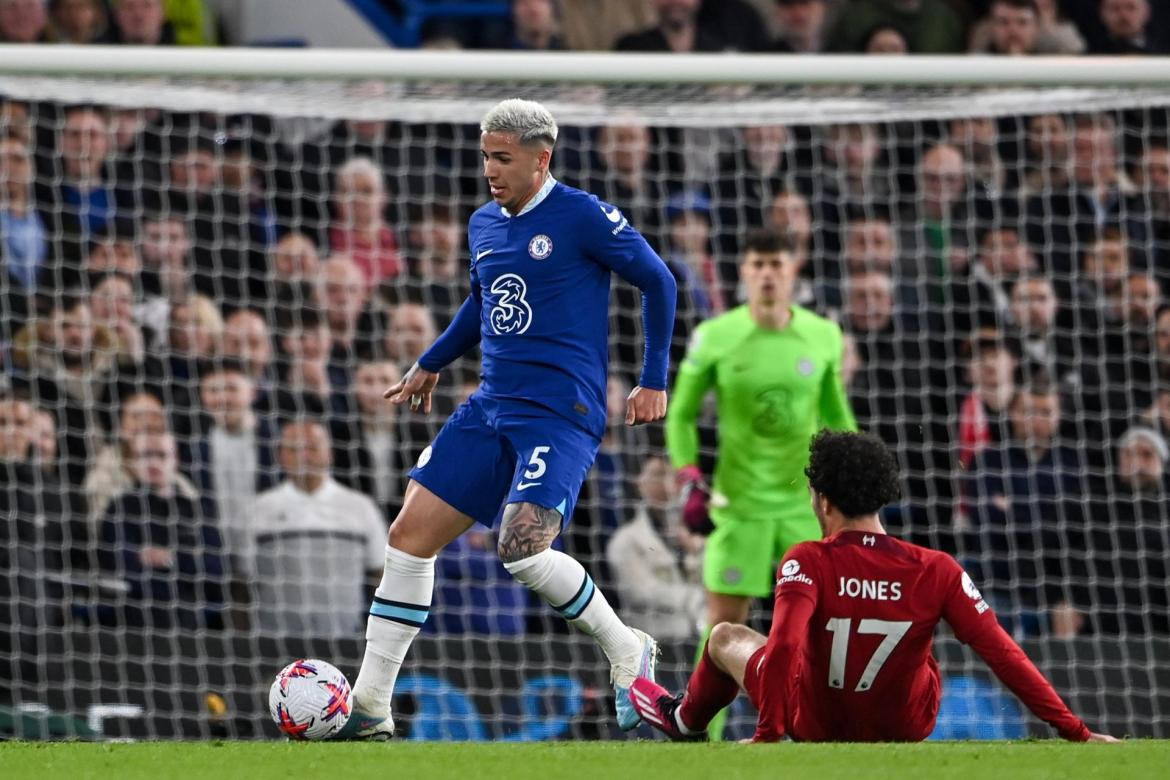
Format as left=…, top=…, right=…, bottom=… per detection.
left=0, top=54, right=1168, bottom=740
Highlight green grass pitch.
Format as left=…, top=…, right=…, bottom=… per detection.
left=1, top=741, right=1167, bottom=780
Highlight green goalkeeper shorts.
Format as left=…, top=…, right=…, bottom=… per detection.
left=703, top=499, right=821, bottom=597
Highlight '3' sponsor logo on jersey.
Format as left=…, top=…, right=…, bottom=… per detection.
left=752, top=384, right=794, bottom=438
left=489, top=273, right=534, bottom=335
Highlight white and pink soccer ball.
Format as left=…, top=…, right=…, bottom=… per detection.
left=268, top=659, right=353, bottom=740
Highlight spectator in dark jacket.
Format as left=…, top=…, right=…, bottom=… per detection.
left=962, top=378, right=1087, bottom=637
left=826, top=0, right=965, bottom=53
left=1009, top=274, right=1088, bottom=401
left=844, top=268, right=949, bottom=544
left=950, top=224, right=1038, bottom=334
left=108, top=0, right=175, bottom=45
left=1135, top=142, right=1170, bottom=272
left=814, top=123, right=893, bottom=267
left=0, top=396, right=73, bottom=698
left=275, top=305, right=352, bottom=423
left=582, top=118, right=669, bottom=253
left=1025, top=114, right=1146, bottom=279
left=35, top=105, right=127, bottom=285
left=48, top=0, right=110, bottom=43
left=1079, top=426, right=1170, bottom=636
left=712, top=125, right=791, bottom=258
left=98, top=429, right=225, bottom=630
left=1156, top=304, right=1170, bottom=385
left=163, top=136, right=271, bottom=310
left=616, top=0, right=742, bottom=52
left=332, top=358, right=413, bottom=520
left=156, top=295, right=222, bottom=438
left=1087, top=0, right=1168, bottom=55
left=480, top=0, right=565, bottom=50
left=401, top=203, right=469, bottom=329
left=768, top=0, right=829, bottom=53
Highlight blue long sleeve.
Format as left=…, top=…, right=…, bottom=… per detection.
left=418, top=293, right=482, bottom=372
left=580, top=193, right=678, bottom=391
left=615, top=252, right=677, bottom=390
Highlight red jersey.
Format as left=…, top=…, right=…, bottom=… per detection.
left=749, top=530, right=1090, bottom=743
left=328, top=224, right=403, bottom=288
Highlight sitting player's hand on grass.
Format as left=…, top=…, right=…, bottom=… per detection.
left=1088, top=733, right=1121, bottom=743
left=677, top=464, right=714, bottom=535
left=625, top=386, right=667, bottom=426
left=384, top=362, right=440, bottom=414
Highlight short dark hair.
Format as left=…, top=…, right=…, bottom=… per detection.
left=963, top=327, right=1021, bottom=361
left=88, top=270, right=135, bottom=292
left=1011, top=271, right=1053, bottom=291
left=804, top=430, right=901, bottom=518
left=991, top=0, right=1038, bottom=12
left=63, top=103, right=109, bottom=122
left=200, top=356, right=251, bottom=382
left=1013, top=370, right=1058, bottom=401
left=743, top=228, right=794, bottom=256
left=275, top=290, right=324, bottom=333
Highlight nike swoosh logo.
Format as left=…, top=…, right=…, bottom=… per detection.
left=601, top=205, right=622, bottom=223
left=516, top=481, right=542, bottom=491
left=353, top=715, right=384, bottom=728
left=476, top=248, right=494, bottom=261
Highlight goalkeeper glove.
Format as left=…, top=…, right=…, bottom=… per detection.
left=677, top=465, right=714, bottom=536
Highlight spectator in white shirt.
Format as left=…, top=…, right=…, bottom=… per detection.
left=186, top=358, right=280, bottom=570
left=606, top=455, right=705, bottom=641
left=246, top=420, right=386, bottom=637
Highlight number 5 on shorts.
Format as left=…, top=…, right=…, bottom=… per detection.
left=524, top=446, right=551, bottom=480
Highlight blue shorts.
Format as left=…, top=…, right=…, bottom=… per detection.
left=408, top=394, right=602, bottom=527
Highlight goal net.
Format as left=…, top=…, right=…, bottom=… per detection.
left=0, top=49, right=1168, bottom=741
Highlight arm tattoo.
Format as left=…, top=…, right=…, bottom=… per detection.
left=497, top=502, right=562, bottom=563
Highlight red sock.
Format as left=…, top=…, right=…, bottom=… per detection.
left=678, top=645, right=740, bottom=732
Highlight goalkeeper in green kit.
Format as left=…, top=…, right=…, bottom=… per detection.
left=665, top=228, right=856, bottom=739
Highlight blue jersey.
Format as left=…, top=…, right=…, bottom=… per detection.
left=419, top=177, right=676, bottom=438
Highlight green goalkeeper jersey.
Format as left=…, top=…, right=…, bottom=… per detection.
left=666, top=304, right=857, bottom=518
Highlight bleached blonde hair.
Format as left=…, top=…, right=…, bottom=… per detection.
left=481, top=99, right=558, bottom=147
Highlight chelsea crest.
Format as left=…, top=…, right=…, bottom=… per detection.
left=528, top=234, right=553, bottom=260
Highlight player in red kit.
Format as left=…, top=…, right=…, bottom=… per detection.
left=630, top=430, right=1118, bottom=743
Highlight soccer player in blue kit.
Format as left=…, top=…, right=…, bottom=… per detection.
left=338, top=99, right=678, bottom=739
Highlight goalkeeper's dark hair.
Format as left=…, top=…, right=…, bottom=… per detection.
left=804, top=430, right=901, bottom=518
left=743, top=228, right=794, bottom=257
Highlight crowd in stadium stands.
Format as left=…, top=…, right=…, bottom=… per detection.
left=0, top=1, right=1166, bottom=55
left=0, top=0, right=1169, bottom=655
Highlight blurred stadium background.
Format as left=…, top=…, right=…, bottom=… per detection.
left=0, top=0, right=1169, bottom=742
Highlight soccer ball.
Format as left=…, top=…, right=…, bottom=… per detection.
left=268, top=659, right=352, bottom=740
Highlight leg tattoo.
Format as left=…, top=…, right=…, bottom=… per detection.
left=497, top=502, right=562, bottom=563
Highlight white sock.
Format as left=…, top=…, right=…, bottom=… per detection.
left=503, top=548, right=641, bottom=664
left=675, top=707, right=699, bottom=736
left=351, top=545, right=435, bottom=716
